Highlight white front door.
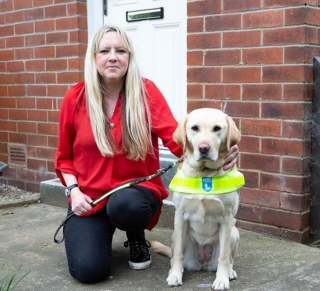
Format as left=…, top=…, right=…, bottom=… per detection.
left=102, top=0, right=187, bottom=123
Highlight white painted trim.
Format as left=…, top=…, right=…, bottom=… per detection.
left=87, top=0, right=104, bottom=41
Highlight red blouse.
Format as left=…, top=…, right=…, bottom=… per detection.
left=55, top=79, right=183, bottom=229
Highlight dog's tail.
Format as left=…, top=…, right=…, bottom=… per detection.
left=150, top=240, right=172, bottom=258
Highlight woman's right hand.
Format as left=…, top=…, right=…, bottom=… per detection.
left=70, top=188, right=93, bottom=216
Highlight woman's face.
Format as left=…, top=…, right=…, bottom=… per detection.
left=95, top=31, right=130, bottom=86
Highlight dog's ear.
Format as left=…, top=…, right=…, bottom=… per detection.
left=226, top=116, right=241, bottom=151
left=173, top=116, right=188, bottom=151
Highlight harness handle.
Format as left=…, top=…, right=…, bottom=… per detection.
left=54, top=155, right=185, bottom=244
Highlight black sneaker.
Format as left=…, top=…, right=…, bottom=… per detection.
left=124, top=239, right=152, bottom=270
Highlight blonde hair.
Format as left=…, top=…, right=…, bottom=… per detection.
left=84, top=26, right=153, bottom=160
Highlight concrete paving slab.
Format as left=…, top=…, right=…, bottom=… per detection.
left=1, top=203, right=320, bottom=291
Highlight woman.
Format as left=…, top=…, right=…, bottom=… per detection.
left=55, top=26, right=239, bottom=284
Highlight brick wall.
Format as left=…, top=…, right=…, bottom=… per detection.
left=1, top=0, right=320, bottom=243
left=0, top=0, right=87, bottom=192
left=187, top=0, right=320, bottom=243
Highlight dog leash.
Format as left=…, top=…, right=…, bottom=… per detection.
left=53, top=155, right=185, bottom=244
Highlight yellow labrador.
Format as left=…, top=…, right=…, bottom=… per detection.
left=152, top=108, right=243, bottom=290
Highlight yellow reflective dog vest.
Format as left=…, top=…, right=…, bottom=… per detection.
left=169, top=168, right=245, bottom=195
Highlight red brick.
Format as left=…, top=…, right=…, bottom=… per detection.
left=34, top=46, right=55, bottom=58
left=48, top=136, right=58, bottom=148
left=240, top=188, right=280, bottom=208
left=48, top=110, right=59, bottom=123
left=15, top=47, right=34, bottom=60
left=0, top=120, right=16, bottom=131
left=26, top=60, right=45, bottom=71
left=9, top=109, right=28, bottom=120
left=262, top=65, right=309, bottom=82
left=44, top=4, right=67, bottom=18
left=187, top=33, right=220, bottom=49
left=285, top=46, right=320, bottom=64
left=279, top=228, right=310, bottom=244
left=261, top=207, right=309, bottom=229
left=187, top=17, right=204, bottom=33
left=0, top=49, right=14, bottom=61
left=206, top=14, right=241, bottom=31
left=282, top=157, right=310, bottom=175
left=15, top=22, right=34, bottom=35
left=38, top=122, right=58, bottom=135
left=1, top=97, right=16, bottom=108
left=35, top=20, right=55, bottom=32
left=187, top=100, right=221, bottom=112
left=205, top=84, right=240, bottom=100
left=237, top=204, right=261, bottom=223
left=33, top=0, right=52, bottom=7
left=187, top=51, right=203, bottom=66
left=8, top=85, right=25, bottom=96
left=25, top=7, right=44, bottom=21
left=223, top=67, right=261, bottom=83
left=68, top=58, right=85, bottom=70
left=27, top=110, right=47, bottom=121
left=236, top=220, right=280, bottom=237
left=282, top=121, right=310, bottom=139
left=188, top=67, right=221, bottom=83
left=70, top=30, right=88, bottom=44
left=244, top=10, right=283, bottom=28
left=28, top=134, right=48, bottom=147
left=46, top=32, right=69, bottom=44
left=47, top=85, right=68, bottom=97
left=307, top=7, right=320, bottom=26
left=241, top=153, right=280, bottom=173
left=187, top=0, right=221, bottom=16
left=238, top=136, right=260, bottom=153
left=13, top=0, right=32, bottom=10
left=36, top=147, right=55, bottom=159
left=187, top=84, right=203, bottom=99
left=17, top=121, right=36, bottom=133
left=238, top=170, right=259, bottom=188
left=6, top=36, right=24, bottom=48
left=57, top=72, right=82, bottom=84
left=263, top=0, right=306, bottom=8
left=67, top=2, right=87, bottom=16
left=35, top=72, right=56, bottom=84
left=0, top=25, right=14, bottom=38
left=261, top=102, right=309, bottom=119
left=205, top=49, right=241, bottom=65
left=242, top=118, right=281, bottom=137
left=263, top=27, right=306, bottom=45
left=16, top=97, right=35, bottom=108
left=280, top=193, right=310, bottom=212
left=223, top=30, right=261, bottom=47
left=242, top=84, right=282, bottom=100
left=7, top=61, right=25, bottom=72
left=56, top=44, right=86, bottom=57
left=46, top=59, right=68, bottom=71
left=223, top=101, right=259, bottom=118
left=224, top=0, right=261, bottom=12
left=16, top=167, right=36, bottom=181
left=26, top=85, right=46, bottom=97
left=36, top=98, right=58, bottom=110
left=283, top=84, right=312, bottom=101
left=25, top=34, right=45, bottom=47
left=262, top=138, right=309, bottom=156
left=27, top=158, right=47, bottom=171
left=0, top=109, right=9, bottom=119
left=9, top=132, right=27, bottom=144
left=243, top=47, right=283, bottom=64
left=285, top=7, right=307, bottom=25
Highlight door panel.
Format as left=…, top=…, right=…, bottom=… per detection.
left=104, top=0, right=187, bottom=122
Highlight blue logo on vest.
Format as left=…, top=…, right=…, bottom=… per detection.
left=202, top=177, right=212, bottom=192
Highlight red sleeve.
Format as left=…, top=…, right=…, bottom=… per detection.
left=54, top=81, right=85, bottom=186
left=144, top=79, right=184, bottom=158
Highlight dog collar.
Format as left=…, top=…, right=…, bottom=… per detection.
left=169, top=168, right=245, bottom=195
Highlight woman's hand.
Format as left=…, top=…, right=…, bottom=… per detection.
left=223, top=145, right=239, bottom=171
left=70, top=188, right=93, bottom=216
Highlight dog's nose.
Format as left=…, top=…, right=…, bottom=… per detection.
left=198, top=143, right=210, bottom=153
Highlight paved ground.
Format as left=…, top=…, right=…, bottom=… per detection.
left=1, top=201, right=320, bottom=291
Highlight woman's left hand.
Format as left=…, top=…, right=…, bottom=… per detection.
left=223, top=145, right=239, bottom=171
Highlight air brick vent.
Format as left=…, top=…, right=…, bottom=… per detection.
left=8, top=144, right=27, bottom=166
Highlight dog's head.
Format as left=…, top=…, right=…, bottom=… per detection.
left=174, top=108, right=240, bottom=169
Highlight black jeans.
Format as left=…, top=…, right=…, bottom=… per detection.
left=64, top=185, right=159, bottom=283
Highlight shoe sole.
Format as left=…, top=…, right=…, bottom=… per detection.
left=128, top=257, right=152, bottom=270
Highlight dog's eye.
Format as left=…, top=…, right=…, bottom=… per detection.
left=191, top=125, right=199, bottom=132
left=213, top=126, right=221, bottom=132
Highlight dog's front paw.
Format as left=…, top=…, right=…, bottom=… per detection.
left=167, top=270, right=183, bottom=287
left=212, top=277, right=230, bottom=290
left=229, top=268, right=237, bottom=280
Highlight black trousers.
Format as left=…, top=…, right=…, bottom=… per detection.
left=64, top=185, right=159, bottom=283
